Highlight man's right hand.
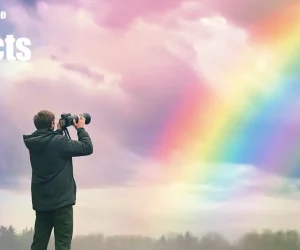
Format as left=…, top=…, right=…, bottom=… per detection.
left=73, top=115, right=85, bottom=130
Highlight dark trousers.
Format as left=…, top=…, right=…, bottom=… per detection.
left=31, top=205, right=73, bottom=250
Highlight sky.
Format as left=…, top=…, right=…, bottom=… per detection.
left=0, top=0, right=300, bottom=240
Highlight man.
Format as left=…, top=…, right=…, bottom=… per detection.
left=23, top=110, right=93, bottom=250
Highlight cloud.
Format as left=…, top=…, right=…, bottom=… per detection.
left=0, top=2, right=224, bottom=191
left=90, top=0, right=186, bottom=29
left=0, top=53, right=216, bottom=190
left=203, top=0, right=298, bottom=29
left=3, top=165, right=300, bottom=237
left=18, top=0, right=298, bottom=32
left=29, top=0, right=188, bottom=29
left=19, top=0, right=36, bottom=6
left=0, top=98, right=29, bottom=190
left=0, top=76, right=141, bottom=189
left=1, top=0, right=300, bottom=196
left=62, top=63, right=105, bottom=83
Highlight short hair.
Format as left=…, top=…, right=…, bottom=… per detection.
left=33, top=110, right=55, bottom=129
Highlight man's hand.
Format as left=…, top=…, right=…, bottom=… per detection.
left=73, top=115, right=85, bottom=130
left=57, top=121, right=62, bottom=131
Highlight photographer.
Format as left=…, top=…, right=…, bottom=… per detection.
left=23, top=110, right=93, bottom=250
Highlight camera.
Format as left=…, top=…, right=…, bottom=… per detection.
left=59, top=113, right=91, bottom=128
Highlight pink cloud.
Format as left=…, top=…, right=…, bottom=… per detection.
left=1, top=43, right=215, bottom=190
left=0, top=0, right=248, bottom=190
left=33, top=0, right=188, bottom=29
left=32, top=0, right=298, bottom=32
left=5, top=0, right=293, bottom=192
left=62, top=62, right=105, bottom=83
left=96, top=0, right=185, bottom=28
left=17, top=0, right=296, bottom=35
left=204, top=0, right=297, bottom=29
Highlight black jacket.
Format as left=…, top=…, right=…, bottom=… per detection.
left=23, top=128, right=93, bottom=211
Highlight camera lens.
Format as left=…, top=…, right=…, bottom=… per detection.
left=81, top=113, right=91, bottom=124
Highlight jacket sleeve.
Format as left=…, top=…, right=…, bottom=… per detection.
left=58, top=128, right=93, bottom=157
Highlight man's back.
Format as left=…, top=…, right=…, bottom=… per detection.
left=23, top=127, right=93, bottom=211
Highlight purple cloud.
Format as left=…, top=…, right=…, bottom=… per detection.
left=0, top=44, right=214, bottom=190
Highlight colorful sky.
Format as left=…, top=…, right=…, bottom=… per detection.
left=0, top=0, right=300, bottom=240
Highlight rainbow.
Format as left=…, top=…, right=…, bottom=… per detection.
left=150, top=1, right=300, bottom=190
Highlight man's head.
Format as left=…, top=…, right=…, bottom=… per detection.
left=33, top=110, right=55, bottom=130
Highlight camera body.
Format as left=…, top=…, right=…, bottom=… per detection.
left=59, top=113, right=91, bottom=128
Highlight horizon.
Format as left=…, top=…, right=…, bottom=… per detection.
left=2, top=224, right=300, bottom=242
left=2, top=225, right=300, bottom=250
